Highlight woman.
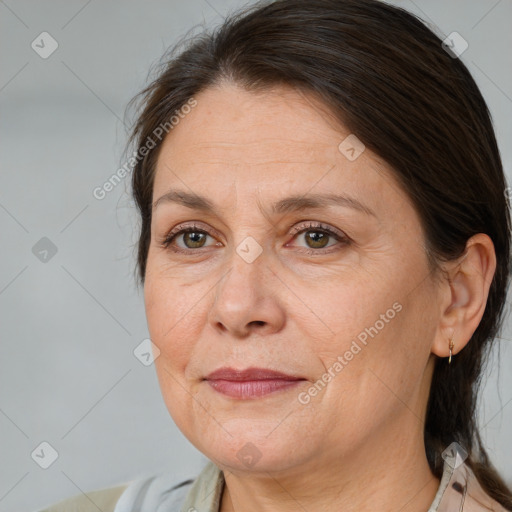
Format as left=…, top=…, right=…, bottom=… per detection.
left=39, top=0, right=512, bottom=510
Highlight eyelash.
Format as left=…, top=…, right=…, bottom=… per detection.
left=158, top=221, right=350, bottom=256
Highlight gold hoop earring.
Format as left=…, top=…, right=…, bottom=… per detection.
left=448, top=336, right=455, bottom=364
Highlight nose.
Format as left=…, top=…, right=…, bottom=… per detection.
left=208, top=246, right=286, bottom=338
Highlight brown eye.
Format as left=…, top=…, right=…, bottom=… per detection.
left=180, top=231, right=208, bottom=249
left=302, top=230, right=331, bottom=249
left=288, top=222, right=349, bottom=254
left=159, top=223, right=219, bottom=253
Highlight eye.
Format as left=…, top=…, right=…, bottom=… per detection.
left=287, top=221, right=349, bottom=254
left=158, top=222, right=221, bottom=253
left=158, top=221, right=350, bottom=255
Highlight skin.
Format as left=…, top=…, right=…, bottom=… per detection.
left=144, top=83, right=496, bottom=512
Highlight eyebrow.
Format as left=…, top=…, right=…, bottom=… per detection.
left=152, top=189, right=377, bottom=217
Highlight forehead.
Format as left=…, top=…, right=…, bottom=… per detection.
left=157, top=83, right=347, bottom=164
left=152, top=83, right=412, bottom=220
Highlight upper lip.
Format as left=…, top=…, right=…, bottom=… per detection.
left=205, top=367, right=304, bottom=381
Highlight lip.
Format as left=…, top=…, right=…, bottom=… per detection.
left=205, top=367, right=303, bottom=381
left=204, top=367, right=305, bottom=399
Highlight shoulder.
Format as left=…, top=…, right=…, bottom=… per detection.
left=463, top=475, right=510, bottom=512
left=113, top=461, right=222, bottom=511
left=37, top=484, right=129, bottom=512
left=443, top=461, right=510, bottom=512
left=113, top=471, right=195, bottom=511
left=36, top=471, right=196, bottom=512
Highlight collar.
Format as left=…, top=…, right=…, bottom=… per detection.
left=181, top=453, right=506, bottom=512
left=181, top=460, right=224, bottom=511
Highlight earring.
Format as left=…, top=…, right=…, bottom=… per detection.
left=448, top=336, right=455, bottom=364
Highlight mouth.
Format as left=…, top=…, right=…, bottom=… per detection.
left=204, top=367, right=306, bottom=400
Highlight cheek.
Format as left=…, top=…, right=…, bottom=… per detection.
left=144, top=274, right=198, bottom=370
left=145, top=275, right=202, bottom=432
left=293, top=268, right=398, bottom=349
left=302, top=267, right=421, bottom=393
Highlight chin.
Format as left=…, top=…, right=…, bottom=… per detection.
left=196, top=423, right=310, bottom=474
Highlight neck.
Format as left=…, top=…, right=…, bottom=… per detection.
left=219, top=416, right=440, bottom=512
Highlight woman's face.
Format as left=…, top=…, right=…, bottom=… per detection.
left=144, top=83, right=442, bottom=474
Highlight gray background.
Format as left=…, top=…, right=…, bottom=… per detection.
left=1, top=1, right=511, bottom=511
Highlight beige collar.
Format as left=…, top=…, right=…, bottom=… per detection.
left=181, top=455, right=506, bottom=511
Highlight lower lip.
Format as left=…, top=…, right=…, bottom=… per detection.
left=206, top=379, right=303, bottom=399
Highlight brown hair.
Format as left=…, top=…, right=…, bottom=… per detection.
left=126, top=0, right=512, bottom=507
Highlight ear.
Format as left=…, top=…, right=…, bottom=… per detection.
left=431, top=233, right=496, bottom=359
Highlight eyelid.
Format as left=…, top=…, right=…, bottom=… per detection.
left=163, top=221, right=221, bottom=242
left=288, top=220, right=347, bottom=240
